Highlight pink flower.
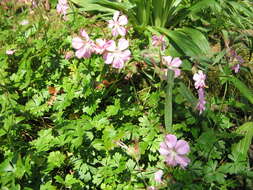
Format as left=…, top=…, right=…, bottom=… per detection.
left=231, top=64, right=240, bottom=73
left=57, top=0, right=69, bottom=16
left=152, top=35, right=166, bottom=50
left=72, top=29, right=95, bottom=59
left=108, top=11, right=128, bottom=37
left=159, top=134, right=190, bottom=168
left=162, top=56, right=182, bottom=77
left=20, top=19, right=29, bottom=25
left=196, top=88, right=206, bottom=114
left=154, top=170, right=163, bottom=183
left=193, top=70, right=206, bottom=89
left=229, top=49, right=244, bottom=73
left=6, top=49, right=15, bottom=55
left=94, top=39, right=112, bottom=55
left=193, top=70, right=207, bottom=114
left=103, top=39, right=131, bottom=69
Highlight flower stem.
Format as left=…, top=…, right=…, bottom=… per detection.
left=165, top=69, right=174, bottom=133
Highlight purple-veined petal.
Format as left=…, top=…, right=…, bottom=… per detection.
left=175, top=155, right=190, bottom=168
left=159, top=142, right=170, bottom=155
left=165, top=153, right=177, bottom=166
left=175, top=140, right=190, bottom=155
left=165, top=134, right=177, bottom=148
left=112, top=57, right=124, bottom=69
left=121, top=50, right=131, bottom=61
left=106, top=40, right=116, bottom=52
left=72, top=37, right=84, bottom=49
left=118, top=26, right=127, bottom=36
left=171, top=57, right=182, bottom=68
left=104, top=53, right=114, bottom=64
left=82, top=47, right=93, bottom=58
left=112, top=27, right=119, bottom=37
left=118, top=38, right=129, bottom=51
left=75, top=47, right=86, bottom=59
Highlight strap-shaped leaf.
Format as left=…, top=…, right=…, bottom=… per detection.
left=229, top=76, right=253, bottom=105
left=177, top=27, right=211, bottom=55
left=232, top=122, right=253, bottom=161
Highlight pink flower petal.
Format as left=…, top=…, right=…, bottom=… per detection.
left=193, top=70, right=206, bottom=89
left=104, top=53, right=114, bottom=64
left=118, top=15, right=128, bottom=25
left=171, top=57, right=182, bottom=68
left=108, top=20, right=114, bottom=28
left=118, top=39, right=129, bottom=51
left=165, top=134, right=177, bottom=148
left=113, top=11, right=120, bottom=21
left=159, top=142, right=170, bottom=155
left=175, top=155, right=190, bottom=168
left=173, top=68, right=181, bottom=77
left=80, top=29, right=89, bottom=40
left=118, top=26, right=127, bottom=36
left=112, top=57, right=124, bottom=69
left=154, top=170, right=163, bottom=183
left=232, top=64, right=240, bottom=73
left=111, top=27, right=119, bottom=37
left=75, top=47, right=87, bottom=59
left=162, top=56, right=172, bottom=66
left=106, top=40, right=116, bottom=52
left=175, top=140, right=190, bottom=155
left=121, top=50, right=131, bottom=61
left=72, top=37, right=84, bottom=49
left=165, top=153, right=177, bottom=166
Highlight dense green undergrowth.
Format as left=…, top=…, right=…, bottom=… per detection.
left=0, top=1, right=253, bottom=190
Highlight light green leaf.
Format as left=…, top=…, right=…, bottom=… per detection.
left=232, top=122, right=253, bottom=161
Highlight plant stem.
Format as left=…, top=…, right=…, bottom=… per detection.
left=165, top=69, right=174, bottom=133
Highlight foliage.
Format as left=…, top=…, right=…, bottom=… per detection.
left=0, top=1, right=253, bottom=190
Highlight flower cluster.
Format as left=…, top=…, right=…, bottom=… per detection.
left=229, top=49, right=244, bottom=73
left=193, top=70, right=207, bottom=114
left=71, top=11, right=131, bottom=69
left=159, top=134, right=190, bottom=168
left=57, top=0, right=69, bottom=20
left=6, top=49, right=15, bottom=55
left=72, top=30, right=95, bottom=59
left=152, top=35, right=166, bottom=51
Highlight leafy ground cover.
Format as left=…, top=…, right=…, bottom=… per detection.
left=0, top=0, right=253, bottom=189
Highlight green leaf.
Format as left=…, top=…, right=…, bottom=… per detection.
left=178, top=82, right=198, bottom=109
left=30, top=129, right=55, bottom=152
left=229, top=76, right=253, bottom=104
left=151, top=27, right=204, bottom=57
left=47, top=151, right=66, bottom=170
left=178, top=27, right=210, bottom=54
left=106, top=99, right=120, bottom=117
left=70, top=0, right=114, bottom=12
left=40, top=182, right=57, bottom=190
left=232, top=122, right=253, bottom=161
